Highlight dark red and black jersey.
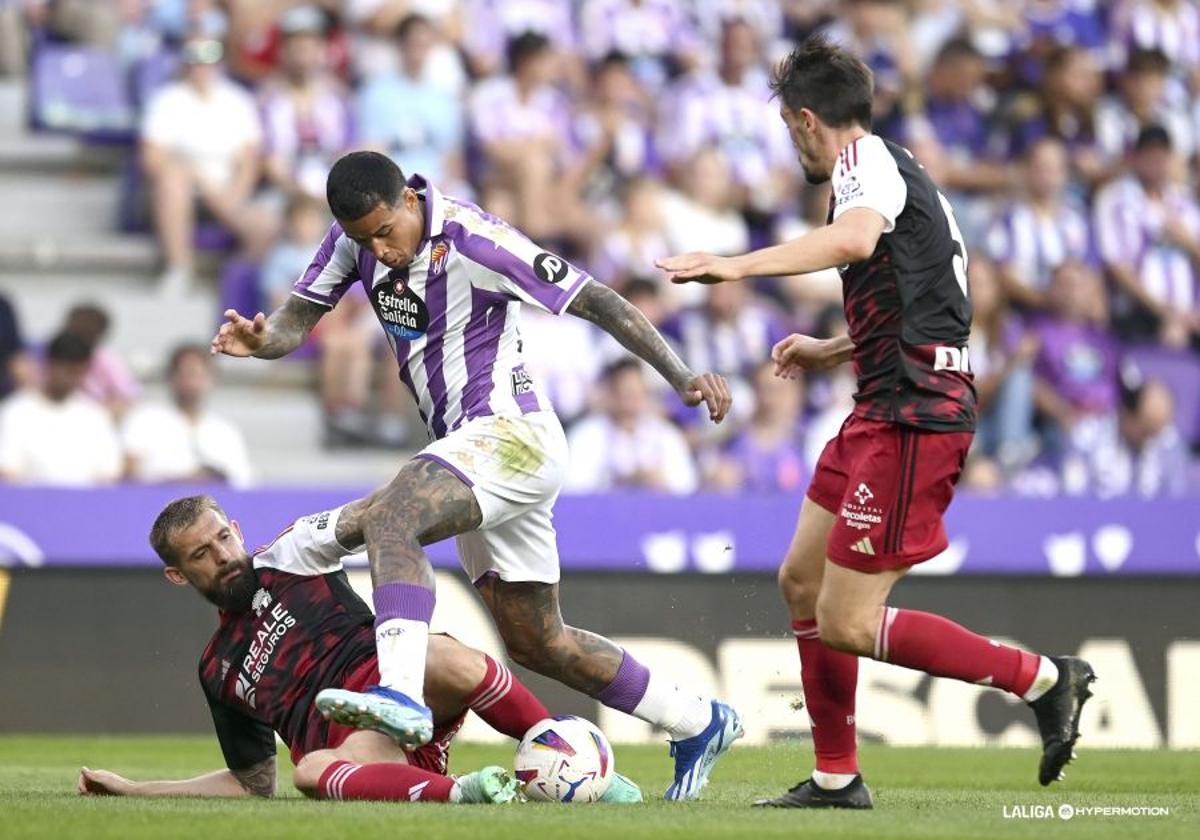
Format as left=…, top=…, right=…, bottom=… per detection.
left=828, top=135, right=976, bottom=432
left=197, top=507, right=376, bottom=769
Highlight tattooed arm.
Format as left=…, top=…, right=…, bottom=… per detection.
left=566, top=282, right=732, bottom=422
left=334, top=493, right=374, bottom=552
left=78, top=758, right=276, bottom=798
left=210, top=295, right=327, bottom=360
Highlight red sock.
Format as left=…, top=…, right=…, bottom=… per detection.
left=464, top=655, right=549, bottom=739
left=318, top=759, right=457, bottom=802
left=877, top=608, right=1041, bottom=696
left=793, top=619, right=859, bottom=774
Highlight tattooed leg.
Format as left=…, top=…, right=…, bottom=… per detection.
left=355, top=457, right=482, bottom=711
left=363, top=457, right=482, bottom=588
left=475, top=577, right=623, bottom=694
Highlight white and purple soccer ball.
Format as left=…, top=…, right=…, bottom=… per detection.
left=514, top=716, right=615, bottom=803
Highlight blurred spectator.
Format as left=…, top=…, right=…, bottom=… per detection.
left=122, top=344, right=251, bottom=486
left=1110, top=0, right=1200, bottom=100
left=0, top=291, right=32, bottom=401
left=1093, top=125, right=1200, bottom=348
left=905, top=38, right=1009, bottom=196
left=591, top=177, right=671, bottom=287
left=260, top=195, right=330, bottom=311
left=357, top=14, right=466, bottom=188
left=571, top=52, right=657, bottom=214
left=822, top=0, right=919, bottom=136
left=985, top=138, right=1092, bottom=311
left=1031, top=261, right=1120, bottom=449
left=707, top=361, right=808, bottom=493
left=462, top=0, right=578, bottom=78
left=579, top=0, right=696, bottom=91
left=659, top=149, right=750, bottom=299
left=1096, top=48, right=1194, bottom=161
left=565, top=357, right=697, bottom=494
left=140, top=34, right=271, bottom=294
left=468, top=31, right=584, bottom=241
left=662, top=282, right=791, bottom=394
left=1009, top=45, right=1111, bottom=186
left=1062, top=374, right=1190, bottom=498
left=0, top=333, right=121, bottom=486
left=967, top=258, right=1039, bottom=469
left=658, top=18, right=793, bottom=212
left=260, top=7, right=353, bottom=200
left=60, top=303, right=140, bottom=418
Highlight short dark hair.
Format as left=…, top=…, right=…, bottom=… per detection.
left=167, top=343, right=210, bottom=376
left=65, top=303, right=110, bottom=340
left=1135, top=124, right=1172, bottom=152
left=935, top=37, right=982, bottom=66
left=1126, top=48, right=1170, bottom=77
left=602, top=356, right=643, bottom=383
left=506, top=30, right=550, bottom=73
left=769, top=36, right=873, bottom=129
left=46, top=331, right=93, bottom=364
left=150, top=495, right=227, bottom=566
left=395, top=12, right=430, bottom=42
left=326, top=151, right=407, bottom=222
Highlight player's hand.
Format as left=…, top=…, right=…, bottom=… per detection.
left=772, top=334, right=835, bottom=378
left=78, top=767, right=133, bottom=796
left=679, top=372, right=732, bottom=423
left=211, top=309, right=267, bottom=357
left=656, top=253, right=743, bottom=285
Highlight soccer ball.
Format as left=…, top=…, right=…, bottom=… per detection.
left=514, top=716, right=615, bottom=802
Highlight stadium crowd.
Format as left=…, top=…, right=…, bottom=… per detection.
left=2, top=0, right=1200, bottom=498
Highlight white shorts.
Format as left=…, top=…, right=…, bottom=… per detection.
left=415, top=411, right=568, bottom=585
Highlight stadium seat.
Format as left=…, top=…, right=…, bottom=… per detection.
left=29, top=43, right=135, bottom=142
left=131, top=49, right=180, bottom=108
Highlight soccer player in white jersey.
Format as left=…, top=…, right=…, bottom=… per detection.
left=211, top=151, right=740, bottom=800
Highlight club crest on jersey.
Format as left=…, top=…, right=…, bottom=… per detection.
left=430, top=240, right=451, bottom=274
left=251, top=588, right=273, bottom=617
left=371, top=273, right=430, bottom=340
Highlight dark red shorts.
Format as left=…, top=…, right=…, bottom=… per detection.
left=806, top=415, right=972, bottom=573
left=294, top=656, right=465, bottom=773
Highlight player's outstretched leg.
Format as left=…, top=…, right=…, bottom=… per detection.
left=476, top=575, right=742, bottom=801
left=326, top=458, right=485, bottom=748
left=758, top=499, right=867, bottom=808
left=305, top=759, right=519, bottom=803
left=818, top=564, right=1096, bottom=787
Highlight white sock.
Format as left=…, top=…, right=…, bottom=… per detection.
left=811, top=771, right=857, bottom=790
left=448, top=782, right=463, bottom=803
left=631, top=671, right=713, bottom=740
left=374, top=618, right=429, bottom=703
left=1022, top=656, right=1060, bottom=703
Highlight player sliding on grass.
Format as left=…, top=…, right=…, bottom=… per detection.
left=658, top=37, right=1096, bottom=809
left=77, top=495, right=642, bottom=804
left=210, top=152, right=741, bottom=800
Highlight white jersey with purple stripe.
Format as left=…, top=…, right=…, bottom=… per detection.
left=293, top=175, right=592, bottom=440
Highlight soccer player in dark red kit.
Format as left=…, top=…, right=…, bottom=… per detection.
left=658, top=37, right=1095, bottom=809
left=77, top=494, right=642, bottom=804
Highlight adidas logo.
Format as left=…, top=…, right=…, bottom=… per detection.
left=850, top=537, right=876, bottom=556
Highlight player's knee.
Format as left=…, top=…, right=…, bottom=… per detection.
left=501, top=629, right=556, bottom=671
left=814, top=605, right=874, bottom=655
left=292, top=754, right=332, bottom=798
left=777, top=561, right=821, bottom=615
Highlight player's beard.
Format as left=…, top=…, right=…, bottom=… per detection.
left=202, top=556, right=259, bottom=613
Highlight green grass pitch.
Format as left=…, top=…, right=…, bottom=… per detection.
left=1, top=736, right=1196, bottom=839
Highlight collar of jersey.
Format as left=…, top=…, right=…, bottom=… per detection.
left=405, top=172, right=445, bottom=256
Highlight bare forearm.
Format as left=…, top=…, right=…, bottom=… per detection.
left=824, top=334, right=855, bottom=365
left=125, top=767, right=270, bottom=798
left=566, top=282, right=692, bottom=390
left=256, top=296, right=326, bottom=359
left=334, top=493, right=377, bottom=551
left=735, top=220, right=875, bottom=279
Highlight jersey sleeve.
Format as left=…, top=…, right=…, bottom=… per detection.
left=445, top=207, right=592, bottom=315
left=292, top=224, right=361, bottom=308
left=203, top=680, right=276, bottom=771
left=831, top=135, right=907, bottom=233
left=252, top=506, right=354, bottom=575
